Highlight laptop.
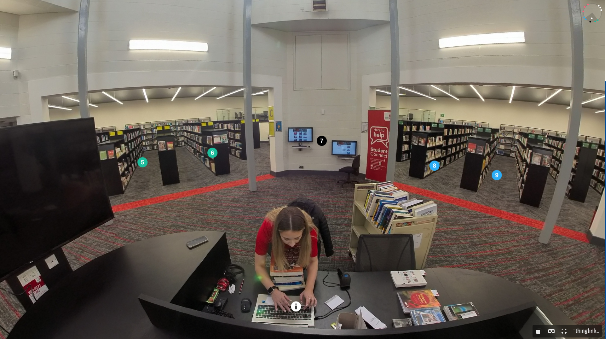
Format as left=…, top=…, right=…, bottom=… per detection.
left=251, top=295, right=314, bottom=327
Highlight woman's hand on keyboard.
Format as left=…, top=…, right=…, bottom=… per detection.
left=271, top=290, right=292, bottom=312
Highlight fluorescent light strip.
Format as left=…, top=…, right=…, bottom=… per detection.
left=469, top=85, right=484, bottom=102
left=538, top=89, right=562, bottom=106
left=566, top=94, right=605, bottom=108
left=430, top=85, right=459, bottom=100
left=0, top=47, right=11, bottom=60
left=596, top=110, right=605, bottom=114
left=509, top=86, right=516, bottom=103
left=142, top=89, right=148, bottom=103
left=252, top=90, right=269, bottom=96
left=61, top=95, right=98, bottom=107
left=129, top=40, right=208, bottom=52
left=439, top=32, right=525, bottom=48
left=217, top=88, right=244, bottom=99
left=195, top=87, right=216, bottom=100
left=48, top=105, right=72, bottom=111
left=102, top=91, right=123, bottom=104
left=375, top=89, right=404, bottom=96
left=399, top=87, right=436, bottom=100
left=171, top=87, right=181, bottom=101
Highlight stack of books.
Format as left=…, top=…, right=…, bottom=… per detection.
left=390, top=270, right=427, bottom=288
left=397, top=289, right=445, bottom=326
left=269, top=257, right=305, bottom=291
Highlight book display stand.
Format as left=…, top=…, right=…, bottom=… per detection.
left=592, top=142, right=605, bottom=194
left=157, top=134, right=180, bottom=186
left=515, top=132, right=552, bottom=207
left=566, top=140, right=600, bottom=202
left=497, top=124, right=515, bottom=157
left=97, top=128, right=144, bottom=195
left=459, top=129, right=498, bottom=192
left=213, top=119, right=260, bottom=160
left=183, top=122, right=230, bottom=175
left=348, top=183, right=438, bottom=269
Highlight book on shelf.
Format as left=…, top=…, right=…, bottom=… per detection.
left=158, top=141, right=166, bottom=151
left=167, top=142, right=174, bottom=150
left=99, top=151, right=107, bottom=160
left=443, top=303, right=479, bottom=321
left=418, top=137, right=427, bottom=147
left=412, top=136, right=418, bottom=145
left=410, top=308, right=446, bottom=326
left=467, top=143, right=476, bottom=154
left=476, top=145, right=484, bottom=155
left=397, top=289, right=440, bottom=314
left=107, top=150, right=115, bottom=159
left=390, top=270, right=427, bottom=288
left=541, top=154, right=551, bottom=167
left=531, top=153, right=542, bottom=165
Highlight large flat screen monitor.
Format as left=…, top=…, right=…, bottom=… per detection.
left=0, top=118, right=114, bottom=281
left=288, top=127, right=313, bottom=142
left=332, top=140, right=357, bottom=156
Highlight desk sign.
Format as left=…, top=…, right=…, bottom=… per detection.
left=532, top=325, right=602, bottom=337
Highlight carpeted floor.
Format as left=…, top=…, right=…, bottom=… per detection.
left=0, top=146, right=604, bottom=337
left=395, top=156, right=602, bottom=233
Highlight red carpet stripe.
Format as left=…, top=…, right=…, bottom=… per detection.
left=112, top=174, right=275, bottom=213
left=393, top=182, right=590, bottom=243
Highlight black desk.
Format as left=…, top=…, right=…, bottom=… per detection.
left=8, top=232, right=574, bottom=338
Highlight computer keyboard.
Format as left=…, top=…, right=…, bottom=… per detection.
left=254, top=304, right=313, bottom=320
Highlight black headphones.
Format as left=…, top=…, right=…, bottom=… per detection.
left=223, top=264, right=245, bottom=284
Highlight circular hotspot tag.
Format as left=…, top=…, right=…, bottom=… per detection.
left=492, top=170, right=502, bottom=181
left=291, top=301, right=302, bottom=312
left=207, top=148, right=218, bottom=159
left=430, top=160, right=440, bottom=171
left=138, top=157, right=148, bottom=168
left=317, top=136, right=327, bottom=146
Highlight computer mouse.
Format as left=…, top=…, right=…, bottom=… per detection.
left=241, top=298, right=252, bottom=313
left=213, top=297, right=228, bottom=310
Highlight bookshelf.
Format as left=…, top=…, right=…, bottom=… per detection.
left=348, top=183, right=438, bottom=269
left=515, top=132, right=553, bottom=207
left=396, top=120, right=412, bottom=162
left=97, top=128, right=144, bottom=196
left=459, top=129, right=498, bottom=192
left=592, top=143, right=605, bottom=194
left=497, top=124, right=515, bottom=157
left=182, top=122, right=230, bottom=175
left=157, top=135, right=180, bottom=185
left=213, top=119, right=260, bottom=160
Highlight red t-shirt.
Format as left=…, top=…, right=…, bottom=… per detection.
left=255, top=218, right=318, bottom=265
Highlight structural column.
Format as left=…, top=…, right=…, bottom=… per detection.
left=77, top=0, right=90, bottom=118
left=539, top=0, right=584, bottom=243
left=243, top=0, right=257, bottom=191
left=385, top=0, right=400, bottom=182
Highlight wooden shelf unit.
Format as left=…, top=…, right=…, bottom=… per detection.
left=348, top=183, right=438, bottom=269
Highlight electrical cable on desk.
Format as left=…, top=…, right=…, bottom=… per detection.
left=314, top=271, right=351, bottom=320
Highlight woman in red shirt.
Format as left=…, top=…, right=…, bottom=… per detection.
left=255, top=206, right=319, bottom=312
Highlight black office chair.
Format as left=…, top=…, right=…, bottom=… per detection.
left=354, top=234, right=416, bottom=272
left=337, top=155, right=361, bottom=187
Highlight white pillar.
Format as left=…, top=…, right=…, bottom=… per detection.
left=589, top=194, right=605, bottom=241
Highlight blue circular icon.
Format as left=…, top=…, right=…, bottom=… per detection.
left=138, top=157, right=148, bottom=168
left=492, top=170, right=502, bottom=181
left=430, top=161, right=440, bottom=171
left=207, top=148, right=218, bottom=159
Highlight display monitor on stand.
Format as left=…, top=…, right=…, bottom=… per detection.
left=332, top=140, right=357, bottom=159
left=288, top=127, right=313, bottom=150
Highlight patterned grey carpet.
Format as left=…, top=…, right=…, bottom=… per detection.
left=0, top=147, right=604, bottom=337
left=395, top=156, right=602, bottom=233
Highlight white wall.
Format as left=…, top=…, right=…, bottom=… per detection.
left=259, top=122, right=270, bottom=141
left=49, top=96, right=269, bottom=129
left=589, top=194, right=605, bottom=240
left=375, top=96, right=606, bottom=138
left=0, top=12, right=19, bottom=119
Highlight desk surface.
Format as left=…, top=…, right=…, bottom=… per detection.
left=8, top=231, right=572, bottom=338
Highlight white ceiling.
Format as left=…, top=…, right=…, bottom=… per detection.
left=0, top=0, right=73, bottom=15
left=376, top=84, right=605, bottom=110
left=48, top=86, right=268, bottom=107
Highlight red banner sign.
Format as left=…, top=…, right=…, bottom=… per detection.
left=366, top=110, right=391, bottom=182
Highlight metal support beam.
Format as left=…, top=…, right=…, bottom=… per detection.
left=77, top=0, right=90, bottom=118
left=386, top=0, right=400, bottom=182
left=539, top=0, right=584, bottom=243
left=243, top=0, right=257, bottom=191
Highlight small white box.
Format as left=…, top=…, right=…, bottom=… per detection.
left=535, top=330, right=541, bottom=334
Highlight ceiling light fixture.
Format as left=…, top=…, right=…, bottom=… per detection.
left=217, top=88, right=244, bottom=99
left=0, top=47, right=11, bottom=59
left=171, top=87, right=181, bottom=101
left=595, top=110, right=605, bottom=114
left=195, top=87, right=217, bottom=100
left=102, top=91, right=123, bottom=105
left=399, top=86, right=436, bottom=100
left=509, top=86, right=516, bottom=103
left=430, top=85, right=459, bottom=100
left=439, top=32, right=525, bottom=49
left=143, top=89, right=148, bottom=103
left=469, top=85, right=484, bottom=102
left=48, top=105, right=72, bottom=111
left=252, top=90, right=269, bottom=96
left=129, top=40, right=208, bottom=52
left=566, top=94, right=605, bottom=108
left=375, top=89, right=404, bottom=96
left=61, top=96, right=98, bottom=107
left=538, top=89, right=562, bottom=106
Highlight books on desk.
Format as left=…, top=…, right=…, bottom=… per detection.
left=397, top=289, right=440, bottom=313
left=410, top=307, right=446, bottom=325
left=391, top=270, right=427, bottom=288
left=269, top=257, right=305, bottom=291
left=443, top=303, right=479, bottom=321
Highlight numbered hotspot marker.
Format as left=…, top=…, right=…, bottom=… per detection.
left=430, top=160, right=440, bottom=171
left=291, top=301, right=302, bottom=312
left=207, top=148, right=218, bottom=159
left=492, top=170, right=502, bottom=181
left=317, top=136, right=327, bottom=146
left=138, top=157, right=148, bottom=168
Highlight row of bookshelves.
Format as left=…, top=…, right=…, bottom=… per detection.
left=396, top=121, right=475, bottom=163
left=213, top=120, right=260, bottom=160
left=181, top=128, right=230, bottom=176
left=96, top=128, right=144, bottom=196
left=513, top=132, right=553, bottom=207
left=459, top=129, right=499, bottom=192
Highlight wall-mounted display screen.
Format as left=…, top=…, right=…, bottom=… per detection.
left=288, top=127, right=313, bottom=142
left=332, top=140, right=357, bottom=155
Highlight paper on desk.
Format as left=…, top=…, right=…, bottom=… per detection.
left=263, top=295, right=275, bottom=305
left=355, top=306, right=386, bottom=329
left=325, top=295, right=344, bottom=310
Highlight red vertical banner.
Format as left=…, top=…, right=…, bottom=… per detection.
left=366, top=110, right=391, bottom=182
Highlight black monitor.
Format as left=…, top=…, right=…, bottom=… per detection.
left=288, top=127, right=313, bottom=142
left=332, top=140, right=357, bottom=156
left=0, top=118, right=114, bottom=281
